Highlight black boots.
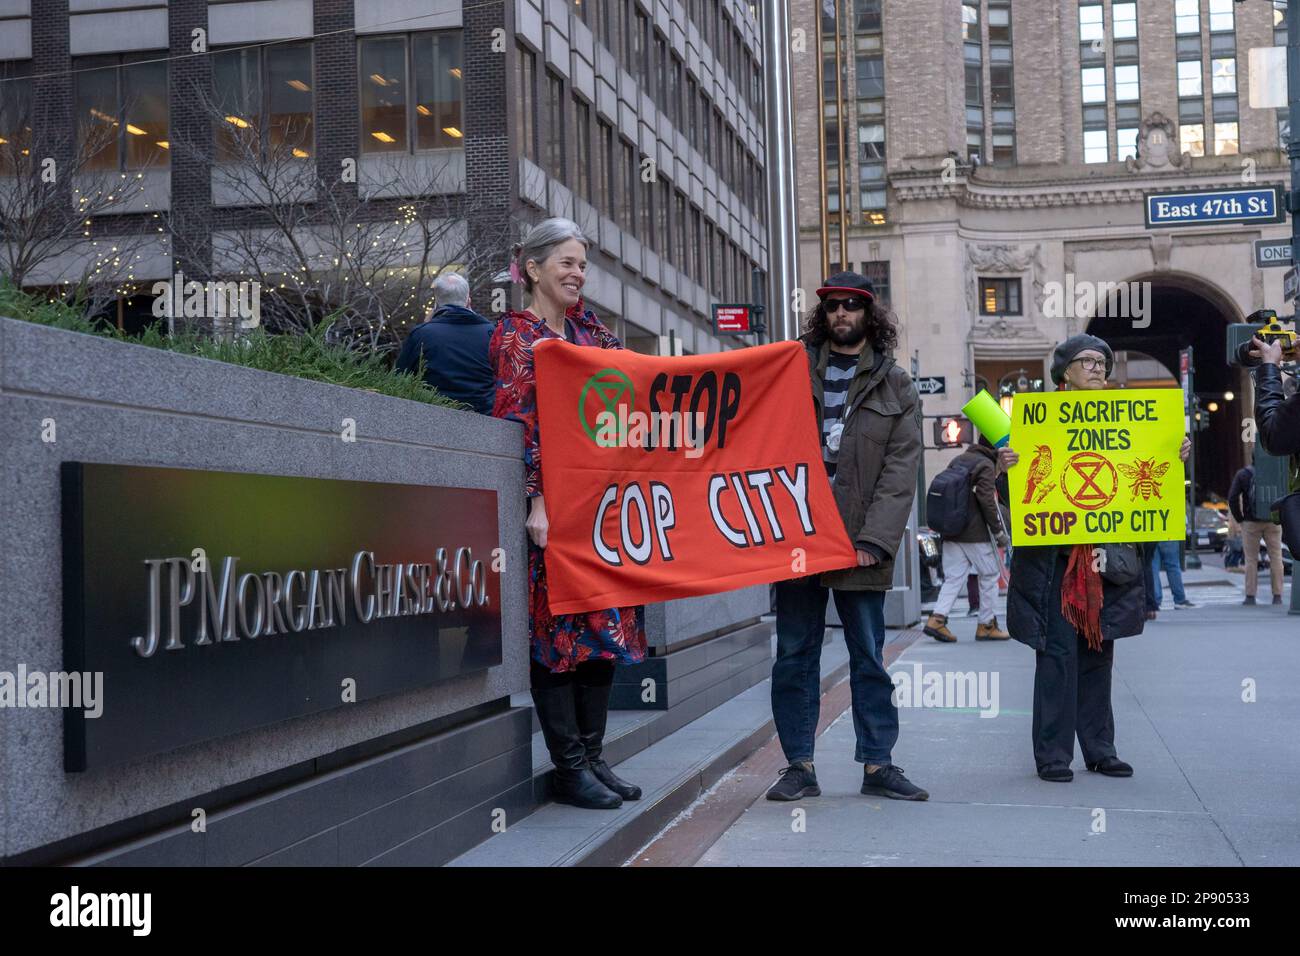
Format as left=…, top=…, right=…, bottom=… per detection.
left=530, top=682, right=624, bottom=809
left=574, top=681, right=642, bottom=801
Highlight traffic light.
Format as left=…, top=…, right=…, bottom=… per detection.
left=933, top=416, right=973, bottom=448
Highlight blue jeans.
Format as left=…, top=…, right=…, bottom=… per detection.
left=771, top=575, right=898, bottom=765
left=1149, top=540, right=1187, bottom=605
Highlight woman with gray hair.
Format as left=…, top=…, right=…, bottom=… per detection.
left=489, top=217, right=647, bottom=810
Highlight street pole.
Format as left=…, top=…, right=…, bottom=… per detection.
left=1287, top=0, right=1300, bottom=611
left=913, top=349, right=926, bottom=526
left=1185, top=346, right=1202, bottom=570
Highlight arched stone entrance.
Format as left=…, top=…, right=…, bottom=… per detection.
left=1086, top=272, right=1245, bottom=501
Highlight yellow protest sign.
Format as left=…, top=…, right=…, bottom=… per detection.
left=1007, top=388, right=1186, bottom=545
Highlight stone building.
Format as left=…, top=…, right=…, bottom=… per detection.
left=0, top=0, right=782, bottom=357
left=790, top=0, right=1293, bottom=497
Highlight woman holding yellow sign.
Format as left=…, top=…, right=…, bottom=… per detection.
left=997, top=335, right=1190, bottom=783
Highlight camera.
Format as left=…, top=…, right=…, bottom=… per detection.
left=1227, top=309, right=1300, bottom=367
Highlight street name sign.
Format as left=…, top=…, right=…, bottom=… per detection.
left=1145, top=186, right=1284, bottom=229
left=1285, top=267, right=1299, bottom=303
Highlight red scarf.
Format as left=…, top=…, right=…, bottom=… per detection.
left=1061, top=544, right=1104, bottom=651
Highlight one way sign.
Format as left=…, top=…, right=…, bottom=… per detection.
left=915, top=376, right=946, bottom=395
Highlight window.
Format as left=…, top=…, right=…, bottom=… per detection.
left=621, top=140, right=636, bottom=232
left=1209, top=0, right=1235, bottom=33
left=1112, top=2, right=1137, bottom=40
left=1178, top=60, right=1202, bottom=98
left=1084, top=128, right=1109, bottom=164
left=861, top=261, right=890, bottom=305
left=544, top=71, right=564, bottom=180
left=1118, top=127, right=1139, bottom=161
left=1214, top=122, right=1239, bottom=155
left=987, top=4, right=1011, bottom=44
left=597, top=120, right=613, bottom=211
left=212, top=43, right=314, bottom=162
left=360, top=32, right=463, bottom=154
left=574, top=99, right=591, bottom=199
left=967, top=130, right=983, bottom=163
left=966, top=64, right=982, bottom=105
left=962, top=3, right=979, bottom=41
left=73, top=54, right=169, bottom=171
left=1114, top=65, right=1140, bottom=102
left=1175, top=0, right=1200, bottom=35
left=1081, top=68, right=1106, bottom=104
left=674, top=192, right=687, bottom=271
left=413, top=33, right=463, bottom=149
left=979, top=278, right=1022, bottom=316
left=1214, top=94, right=1239, bottom=121
left=0, top=62, right=32, bottom=174
left=1079, top=5, right=1104, bottom=43
left=517, top=47, right=537, bottom=161
left=858, top=122, right=884, bottom=162
left=991, top=65, right=1014, bottom=106
left=856, top=0, right=881, bottom=33
left=856, top=55, right=883, bottom=99
left=1211, top=58, right=1236, bottom=94
left=992, top=131, right=1015, bottom=164
left=1181, top=123, right=1206, bottom=157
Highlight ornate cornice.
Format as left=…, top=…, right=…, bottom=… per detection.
left=891, top=169, right=1288, bottom=211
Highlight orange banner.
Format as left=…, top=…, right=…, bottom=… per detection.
left=533, top=339, right=857, bottom=614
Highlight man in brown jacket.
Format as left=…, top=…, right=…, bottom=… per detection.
left=765, top=272, right=929, bottom=803
left=924, top=437, right=1011, bottom=642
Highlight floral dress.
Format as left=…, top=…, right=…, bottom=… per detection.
left=489, top=301, right=648, bottom=674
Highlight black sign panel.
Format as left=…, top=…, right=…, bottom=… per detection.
left=916, top=376, right=946, bottom=395
left=61, top=463, right=503, bottom=771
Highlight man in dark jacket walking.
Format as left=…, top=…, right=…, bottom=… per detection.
left=765, top=272, right=929, bottom=804
left=999, top=334, right=1190, bottom=783
left=395, top=273, right=495, bottom=414
left=924, top=436, right=1010, bottom=642
left=1229, top=461, right=1284, bottom=604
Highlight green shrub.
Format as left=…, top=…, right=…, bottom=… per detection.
left=0, top=278, right=461, bottom=408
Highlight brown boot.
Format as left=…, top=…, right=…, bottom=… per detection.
left=975, top=617, right=1010, bottom=641
left=923, top=613, right=956, bottom=643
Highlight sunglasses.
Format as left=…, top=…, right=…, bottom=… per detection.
left=823, top=296, right=868, bottom=314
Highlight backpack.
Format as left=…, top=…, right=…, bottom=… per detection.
left=926, top=456, right=977, bottom=537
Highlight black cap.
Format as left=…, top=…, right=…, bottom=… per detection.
left=816, top=271, right=876, bottom=301
left=1050, top=333, right=1114, bottom=385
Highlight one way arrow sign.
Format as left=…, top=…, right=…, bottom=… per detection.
left=915, top=376, right=946, bottom=395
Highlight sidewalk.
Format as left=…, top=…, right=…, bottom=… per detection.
left=696, top=586, right=1300, bottom=867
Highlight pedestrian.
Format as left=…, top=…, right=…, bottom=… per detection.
left=965, top=575, right=980, bottom=616
left=1223, top=511, right=1244, bottom=571
left=489, top=218, right=646, bottom=810
left=923, top=435, right=1010, bottom=642
left=395, top=273, right=496, bottom=414
left=765, top=271, right=929, bottom=803
left=1228, top=461, right=1284, bottom=605
left=999, top=334, right=1191, bottom=783
left=1149, top=539, right=1196, bottom=609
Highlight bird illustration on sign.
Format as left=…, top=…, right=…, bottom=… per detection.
left=1021, top=444, right=1056, bottom=504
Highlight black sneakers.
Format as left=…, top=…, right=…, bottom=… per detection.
left=861, top=764, right=929, bottom=801
left=766, top=762, right=821, bottom=801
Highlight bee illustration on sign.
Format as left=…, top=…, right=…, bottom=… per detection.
left=1021, top=445, right=1057, bottom=504
left=1117, top=457, right=1170, bottom=501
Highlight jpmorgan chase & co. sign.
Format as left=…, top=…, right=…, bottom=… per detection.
left=61, top=463, right=503, bottom=771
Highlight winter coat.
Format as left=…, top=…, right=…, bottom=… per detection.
left=1254, top=364, right=1300, bottom=492
left=805, top=341, right=923, bottom=591
left=946, top=443, right=1004, bottom=544
left=395, top=304, right=496, bottom=414
left=1006, top=543, right=1149, bottom=651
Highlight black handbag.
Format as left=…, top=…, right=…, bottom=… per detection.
left=1272, top=492, right=1300, bottom=557
left=1100, top=543, right=1143, bottom=586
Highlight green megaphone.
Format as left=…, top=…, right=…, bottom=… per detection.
left=962, top=390, right=1012, bottom=448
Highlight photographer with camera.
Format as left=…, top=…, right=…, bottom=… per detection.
left=1248, top=333, right=1300, bottom=459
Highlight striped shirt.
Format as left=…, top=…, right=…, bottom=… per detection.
left=822, top=352, right=858, bottom=480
